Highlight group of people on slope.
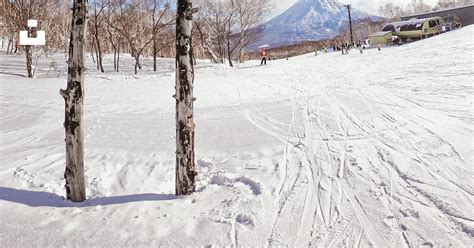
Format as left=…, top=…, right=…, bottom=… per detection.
left=321, top=40, right=383, bottom=55
left=258, top=38, right=385, bottom=64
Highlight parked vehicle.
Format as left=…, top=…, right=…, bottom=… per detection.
left=442, top=15, right=462, bottom=31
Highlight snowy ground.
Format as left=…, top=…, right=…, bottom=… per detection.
left=1, top=26, right=473, bottom=247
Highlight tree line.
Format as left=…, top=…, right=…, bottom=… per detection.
left=1, top=0, right=200, bottom=202
left=379, top=0, right=473, bottom=20
left=0, top=0, right=270, bottom=202
left=0, top=0, right=272, bottom=78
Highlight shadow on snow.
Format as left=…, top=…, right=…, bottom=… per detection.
left=0, top=187, right=176, bottom=208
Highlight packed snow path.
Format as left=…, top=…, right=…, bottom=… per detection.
left=1, top=27, right=473, bottom=246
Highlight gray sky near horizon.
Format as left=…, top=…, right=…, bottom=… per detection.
left=270, top=0, right=439, bottom=18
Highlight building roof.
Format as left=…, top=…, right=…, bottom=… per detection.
left=389, top=17, right=437, bottom=27
left=369, top=31, right=392, bottom=37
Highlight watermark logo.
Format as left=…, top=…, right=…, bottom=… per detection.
left=19, top=20, right=45, bottom=46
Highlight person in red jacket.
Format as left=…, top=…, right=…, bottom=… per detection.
left=14, top=40, right=19, bottom=53
left=260, top=47, right=267, bottom=66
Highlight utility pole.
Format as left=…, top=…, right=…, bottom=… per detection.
left=345, top=4, right=354, bottom=44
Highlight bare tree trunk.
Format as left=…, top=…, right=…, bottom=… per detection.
left=134, top=54, right=141, bottom=75
left=239, top=31, right=245, bottom=63
left=217, top=36, right=224, bottom=63
left=60, top=0, right=87, bottom=203
left=6, top=39, right=12, bottom=55
left=106, top=28, right=116, bottom=71
left=7, top=37, right=14, bottom=55
left=25, top=46, right=33, bottom=78
left=153, top=38, right=157, bottom=72
left=225, top=21, right=235, bottom=68
left=152, top=6, right=157, bottom=72
left=90, top=42, right=96, bottom=64
left=175, top=0, right=196, bottom=196
left=226, top=38, right=233, bottom=67
left=93, top=42, right=99, bottom=70
left=239, top=46, right=244, bottom=63
left=93, top=6, right=104, bottom=73
left=203, top=44, right=218, bottom=63
left=117, top=45, right=120, bottom=72
left=95, top=36, right=104, bottom=72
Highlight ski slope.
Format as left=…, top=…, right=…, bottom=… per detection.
left=1, top=26, right=473, bottom=247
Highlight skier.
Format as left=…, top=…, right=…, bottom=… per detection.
left=377, top=43, right=381, bottom=51
left=14, top=40, right=19, bottom=53
left=260, top=47, right=267, bottom=66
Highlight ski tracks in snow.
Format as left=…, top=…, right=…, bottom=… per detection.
left=258, top=57, right=473, bottom=246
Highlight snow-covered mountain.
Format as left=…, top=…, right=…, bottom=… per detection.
left=259, top=0, right=377, bottom=47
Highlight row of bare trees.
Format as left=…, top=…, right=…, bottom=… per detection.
left=338, top=18, right=386, bottom=44
left=379, top=0, right=473, bottom=20
left=192, top=0, right=272, bottom=67
left=0, top=0, right=64, bottom=77
left=1, top=0, right=272, bottom=77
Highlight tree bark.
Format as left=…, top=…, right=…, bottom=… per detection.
left=106, top=28, right=116, bottom=71
left=239, top=29, right=245, bottom=63
left=175, top=0, right=196, bottom=196
left=93, top=7, right=104, bottom=73
left=90, top=42, right=96, bottom=64
left=134, top=54, right=141, bottom=75
left=95, top=36, right=104, bottom=73
left=117, top=45, right=120, bottom=72
left=6, top=39, right=12, bottom=55
left=153, top=39, right=157, bottom=72
left=93, top=42, right=99, bottom=70
left=25, top=45, right=33, bottom=78
left=152, top=5, right=157, bottom=72
left=227, top=38, right=233, bottom=67
left=60, top=0, right=88, bottom=202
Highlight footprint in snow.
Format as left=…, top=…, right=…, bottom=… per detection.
left=209, top=174, right=262, bottom=196
left=236, top=214, right=254, bottom=227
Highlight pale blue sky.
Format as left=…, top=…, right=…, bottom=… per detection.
left=271, top=0, right=439, bottom=18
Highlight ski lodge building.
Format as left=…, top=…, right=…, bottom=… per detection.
left=368, top=31, right=393, bottom=45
